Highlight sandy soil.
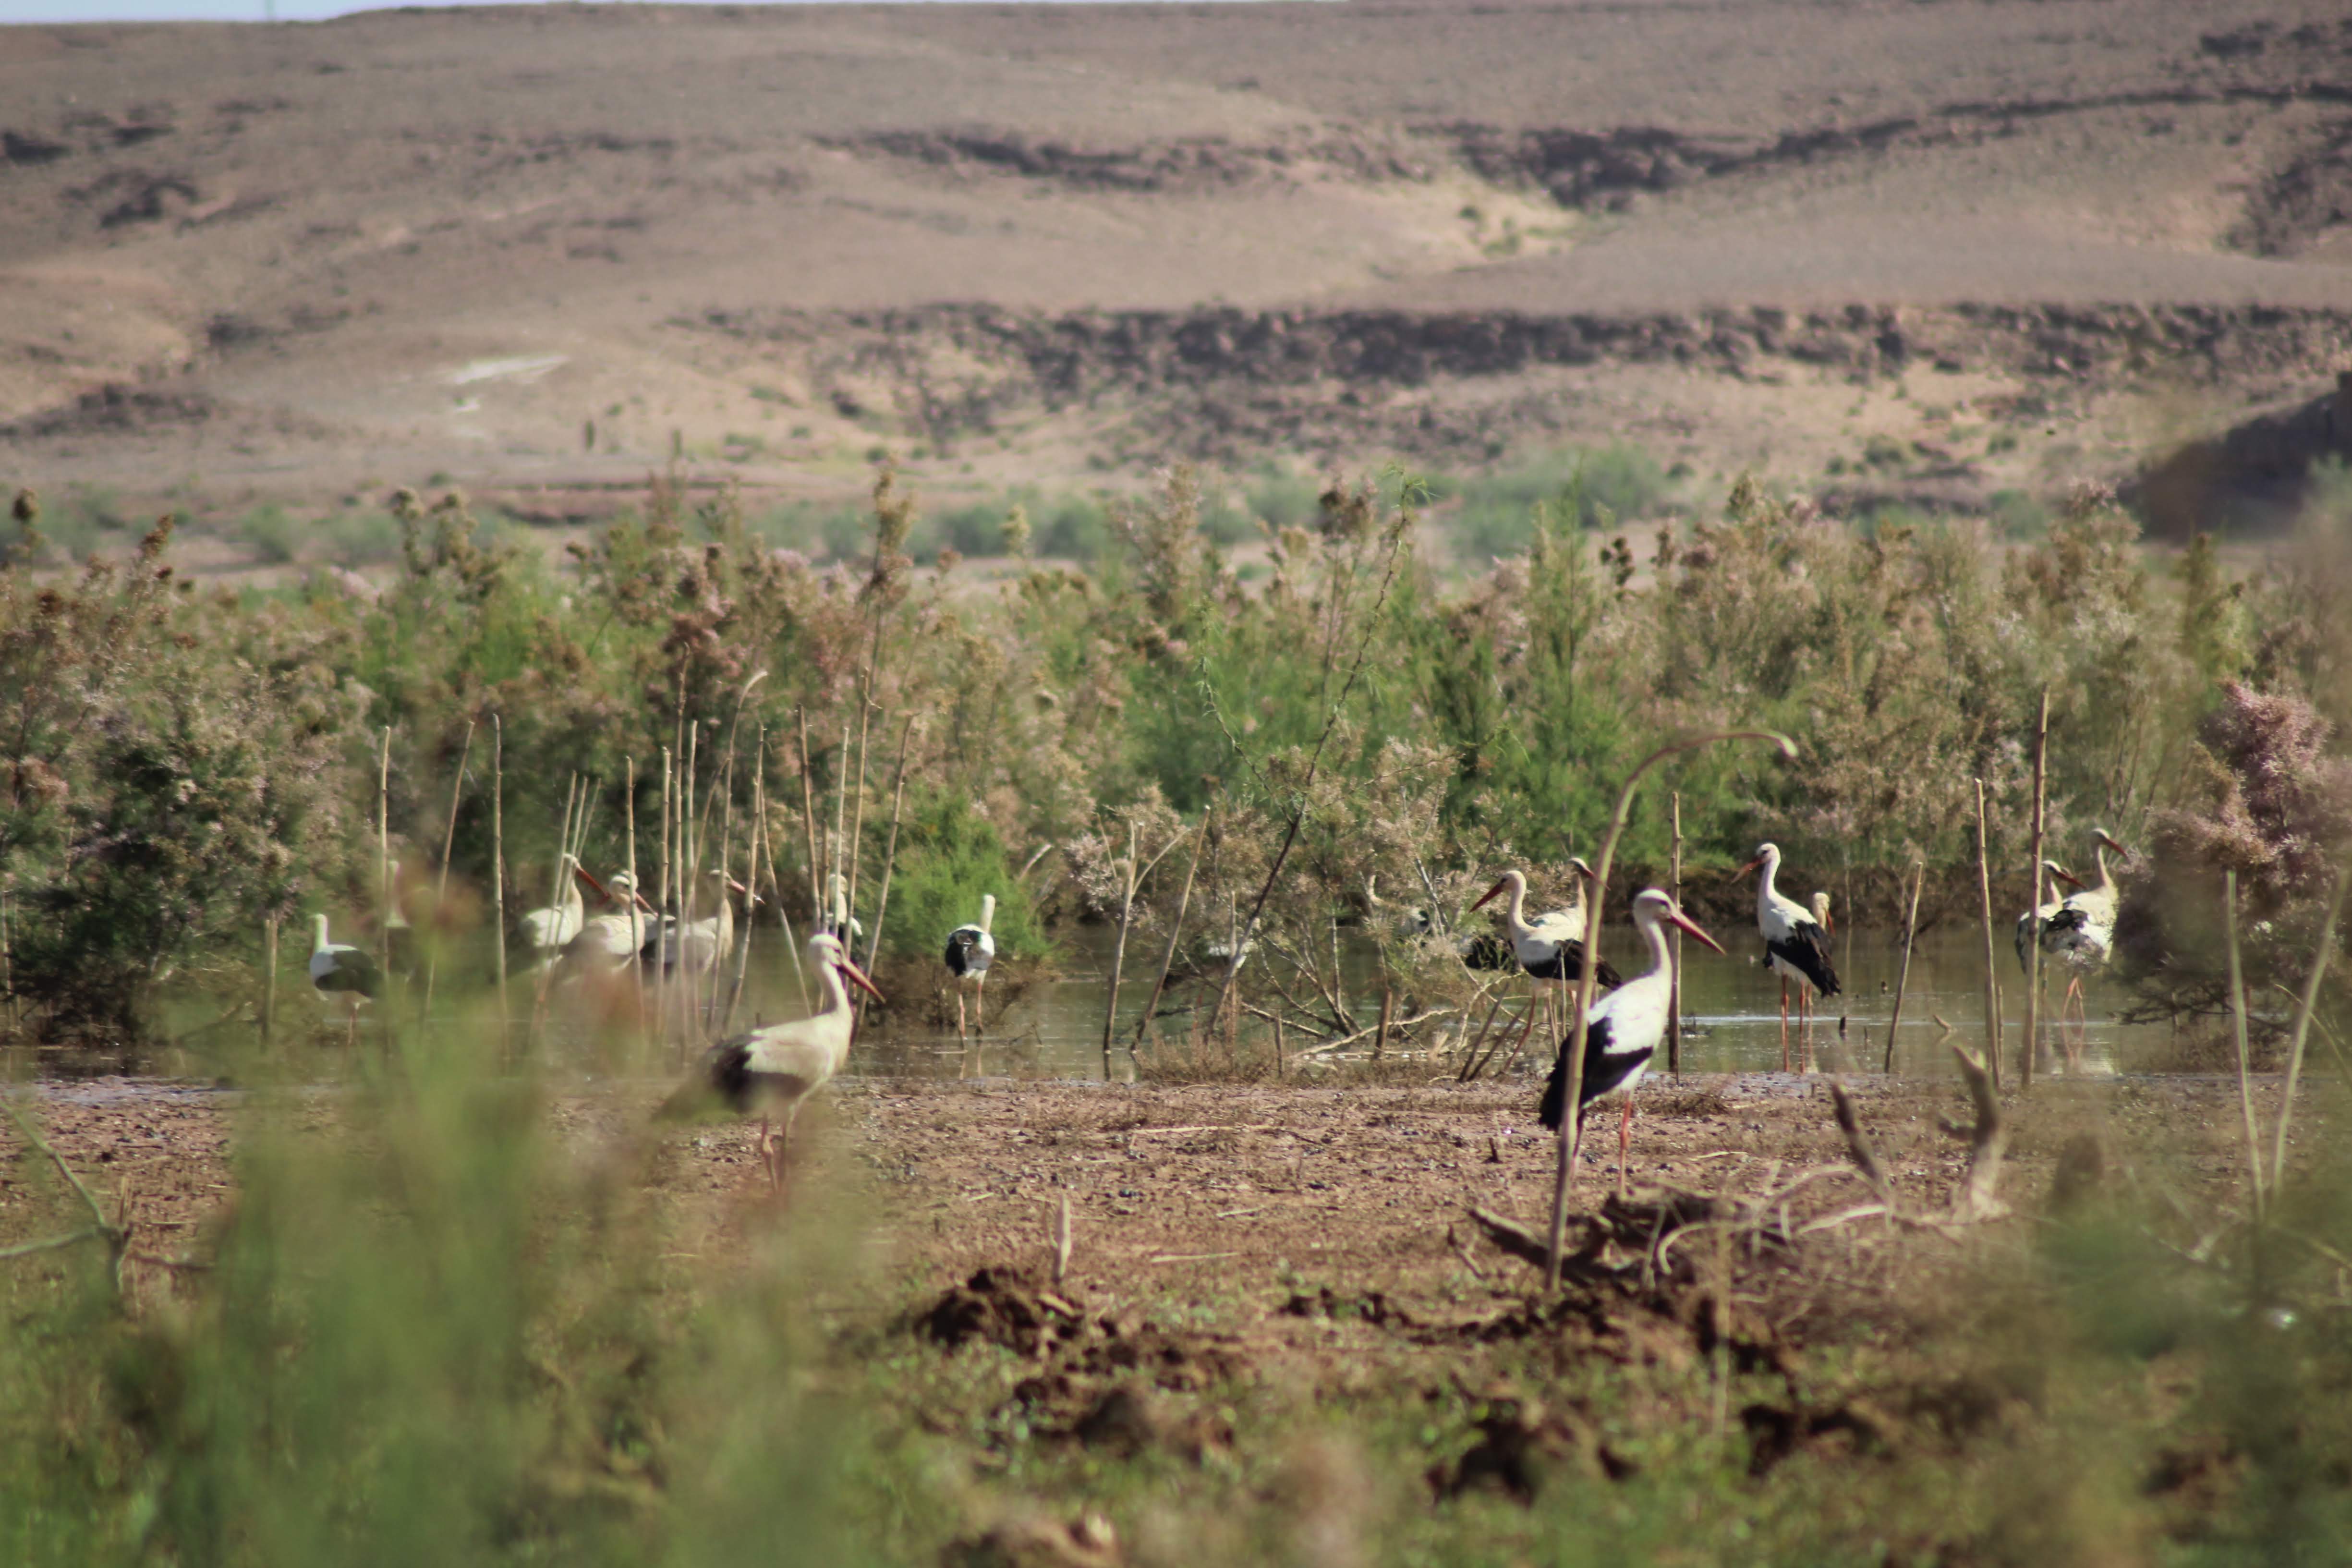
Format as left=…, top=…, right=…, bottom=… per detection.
left=0, top=2, right=2345, bottom=533
left=0, top=1066, right=2267, bottom=1353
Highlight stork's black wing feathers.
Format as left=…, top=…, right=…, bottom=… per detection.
left=1522, top=941, right=1624, bottom=992
left=315, top=949, right=380, bottom=999
left=1537, top=1016, right=1650, bottom=1131
left=2043, top=906, right=2088, bottom=937
left=703, top=1037, right=754, bottom=1113
left=944, top=926, right=981, bottom=975
left=1768, top=922, right=1840, bottom=998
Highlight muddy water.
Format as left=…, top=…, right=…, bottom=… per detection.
left=787, top=921, right=2171, bottom=1085
left=5, top=919, right=2170, bottom=1096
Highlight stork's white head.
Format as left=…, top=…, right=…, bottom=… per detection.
left=807, top=930, right=885, bottom=1001
left=1566, top=856, right=1597, bottom=883
left=2090, top=827, right=2129, bottom=859
left=1470, top=867, right=1527, bottom=912
left=1631, top=888, right=1726, bottom=954
left=1738, top=843, right=1782, bottom=879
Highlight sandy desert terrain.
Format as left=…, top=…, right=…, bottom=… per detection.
left=0, top=1, right=2347, bottom=531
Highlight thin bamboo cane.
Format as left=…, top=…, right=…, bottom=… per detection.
left=2021, top=689, right=2049, bottom=1089
left=858, top=717, right=916, bottom=1031
left=723, top=767, right=763, bottom=1033
left=377, top=727, right=393, bottom=1003
left=2223, top=870, right=2266, bottom=1220
left=796, top=708, right=823, bottom=929
left=421, top=719, right=475, bottom=1018
left=261, top=914, right=277, bottom=1050
left=831, top=718, right=850, bottom=927
left=1667, top=790, right=1683, bottom=1077
left=1972, top=778, right=2003, bottom=1089
left=1883, top=860, right=1924, bottom=1074
left=1543, top=729, right=1794, bottom=1293
left=1133, top=802, right=1211, bottom=1051
left=845, top=705, right=872, bottom=938
left=492, top=716, right=508, bottom=1046
left=1100, top=823, right=1140, bottom=1080
left=759, top=732, right=811, bottom=1012
left=625, top=755, right=644, bottom=1037
left=2271, top=864, right=2350, bottom=1192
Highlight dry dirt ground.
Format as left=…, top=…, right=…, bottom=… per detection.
left=0, top=2, right=2348, bottom=538
left=0, top=1066, right=2267, bottom=1352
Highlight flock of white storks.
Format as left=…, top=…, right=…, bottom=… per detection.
left=304, top=828, right=2123, bottom=1198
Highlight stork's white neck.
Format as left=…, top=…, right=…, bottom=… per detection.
left=1631, top=904, right=1677, bottom=985
left=311, top=913, right=330, bottom=953
left=1500, top=869, right=1529, bottom=939
left=1754, top=851, right=1782, bottom=916
left=979, top=893, right=996, bottom=935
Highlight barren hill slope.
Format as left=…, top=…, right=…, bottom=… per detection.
left=0, top=1, right=2347, bottom=530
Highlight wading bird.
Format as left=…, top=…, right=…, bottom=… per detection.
left=1738, top=842, right=1840, bottom=1070
left=825, top=871, right=865, bottom=946
left=1472, top=863, right=1624, bottom=1053
left=2044, top=828, right=2127, bottom=1032
left=646, top=871, right=754, bottom=974
left=518, top=852, right=588, bottom=959
left=668, top=930, right=884, bottom=1193
left=559, top=871, right=653, bottom=974
left=309, top=913, right=379, bottom=1042
left=2014, top=861, right=2087, bottom=972
left=1538, top=888, right=1725, bottom=1196
left=944, top=893, right=996, bottom=1040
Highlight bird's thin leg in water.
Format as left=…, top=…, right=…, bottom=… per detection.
left=1779, top=979, right=1790, bottom=1071
left=975, top=972, right=986, bottom=1033
left=955, top=989, right=967, bottom=1044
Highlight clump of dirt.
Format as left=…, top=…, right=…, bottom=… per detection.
left=2233, top=118, right=2352, bottom=257
left=1739, top=1398, right=1897, bottom=1477
left=917, top=1266, right=1091, bottom=1358
left=1429, top=1390, right=1637, bottom=1502
left=941, top=1511, right=1122, bottom=1568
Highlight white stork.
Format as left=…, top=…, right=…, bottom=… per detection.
left=519, top=853, right=589, bottom=959
left=1538, top=888, right=1725, bottom=1196
left=944, top=892, right=997, bottom=1041
left=825, top=871, right=865, bottom=946
left=645, top=871, right=754, bottom=973
left=2044, top=828, right=2127, bottom=1033
left=309, top=913, right=379, bottom=1042
left=559, top=871, right=654, bottom=974
left=667, top=930, right=884, bottom=1192
left=2013, top=860, right=2087, bottom=972
left=1472, top=863, right=1624, bottom=1056
left=1738, top=842, right=1840, bottom=1071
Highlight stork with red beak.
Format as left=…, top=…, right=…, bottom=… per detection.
left=2043, top=828, right=2127, bottom=1037
left=1738, top=842, right=1840, bottom=1070
left=669, top=930, right=885, bottom=1193
left=1539, top=888, right=1725, bottom=1195
left=1471, top=862, right=1624, bottom=1055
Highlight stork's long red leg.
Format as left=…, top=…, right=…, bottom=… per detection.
left=975, top=972, right=987, bottom=1033
left=1617, top=1096, right=1634, bottom=1199
left=1779, top=978, right=1790, bottom=1072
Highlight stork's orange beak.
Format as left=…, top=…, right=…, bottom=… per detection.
left=1736, top=857, right=1765, bottom=878
left=1668, top=908, right=1727, bottom=956
left=1470, top=877, right=1510, bottom=911
left=574, top=864, right=610, bottom=901
left=837, top=954, right=884, bottom=1001
left=2053, top=868, right=2086, bottom=889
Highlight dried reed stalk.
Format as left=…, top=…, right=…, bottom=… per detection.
left=2223, top=870, right=2267, bottom=1219
left=2021, top=688, right=2049, bottom=1089
left=1882, top=860, right=1924, bottom=1074
left=2271, top=863, right=2350, bottom=1191
left=1971, top=778, right=2002, bottom=1087
left=1667, top=790, right=1683, bottom=1076
left=420, top=720, right=475, bottom=1018
left=491, top=715, right=508, bottom=1043
left=1132, top=801, right=1210, bottom=1052
left=1543, top=729, right=1795, bottom=1292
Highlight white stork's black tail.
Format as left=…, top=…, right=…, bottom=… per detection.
left=1768, top=924, right=1840, bottom=999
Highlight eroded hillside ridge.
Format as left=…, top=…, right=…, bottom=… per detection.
left=689, top=302, right=2352, bottom=451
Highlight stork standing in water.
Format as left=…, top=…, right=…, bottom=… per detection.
left=944, top=893, right=996, bottom=1041
left=646, top=871, right=754, bottom=974
left=1738, top=843, right=1840, bottom=1070
left=1471, top=863, right=1625, bottom=1054
left=309, top=914, right=379, bottom=1042
left=667, top=931, right=884, bottom=1193
left=2014, top=861, right=2087, bottom=972
left=1539, top=888, right=1725, bottom=1196
left=2044, top=828, right=2127, bottom=1036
